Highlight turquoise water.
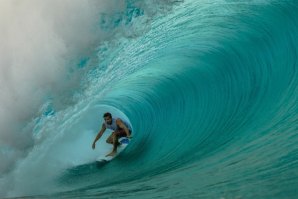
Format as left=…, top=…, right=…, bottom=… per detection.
left=1, top=0, right=298, bottom=198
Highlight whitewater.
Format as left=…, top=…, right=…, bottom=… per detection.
left=0, top=0, right=297, bottom=198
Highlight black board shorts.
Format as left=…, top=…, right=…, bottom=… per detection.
left=115, top=129, right=132, bottom=137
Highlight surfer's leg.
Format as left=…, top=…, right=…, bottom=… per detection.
left=112, top=133, right=119, bottom=151
left=106, top=132, right=115, bottom=144
left=106, top=133, right=119, bottom=157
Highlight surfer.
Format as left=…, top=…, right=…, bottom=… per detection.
left=92, top=112, right=132, bottom=157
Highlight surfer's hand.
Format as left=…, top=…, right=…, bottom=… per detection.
left=92, top=142, right=96, bottom=149
left=126, top=135, right=132, bottom=139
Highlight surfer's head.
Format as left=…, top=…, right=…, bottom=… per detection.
left=103, top=112, right=112, bottom=125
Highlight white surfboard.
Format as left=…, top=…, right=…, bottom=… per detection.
left=96, top=137, right=131, bottom=162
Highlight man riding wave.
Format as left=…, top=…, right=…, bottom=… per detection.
left=92, top=112, right=132, bottom=157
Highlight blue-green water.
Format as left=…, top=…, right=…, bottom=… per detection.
left=1, top=0, right=298, bottom=198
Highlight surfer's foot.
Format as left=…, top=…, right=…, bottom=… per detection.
left=105, top=151, right=117, bottom=157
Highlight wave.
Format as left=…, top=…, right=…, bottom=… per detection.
left=1, top=0, right=297, bottom=198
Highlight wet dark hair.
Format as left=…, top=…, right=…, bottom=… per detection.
left=103, top=112, right=112, bottom=118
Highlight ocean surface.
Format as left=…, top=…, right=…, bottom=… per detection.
left=0, top=0, right=297, bottom=198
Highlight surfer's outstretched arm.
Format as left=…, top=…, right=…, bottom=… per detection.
left=92, top=124, right=106, bottom=149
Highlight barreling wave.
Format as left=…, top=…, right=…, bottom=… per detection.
left=1, top=0, right=298, bottom=198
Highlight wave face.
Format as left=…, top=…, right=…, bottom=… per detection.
left=1, top=0, right=298, bottom=198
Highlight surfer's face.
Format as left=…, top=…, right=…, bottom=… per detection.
left=104, top=116, right=112, bottom=125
